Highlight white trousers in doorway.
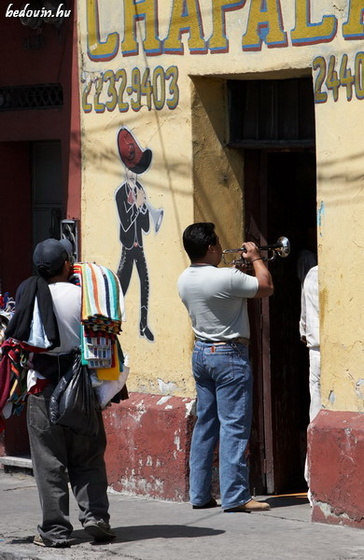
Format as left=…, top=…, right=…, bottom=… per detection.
left=305, top=346, right=321, bottom=496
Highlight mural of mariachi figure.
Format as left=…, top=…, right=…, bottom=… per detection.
left=115, top=127, right=163, bottom=342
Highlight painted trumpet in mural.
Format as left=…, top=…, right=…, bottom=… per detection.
left=126, top=180, right=164, bottom=233
left=222, top=236, right=290, bottom=266
left=143, top=192, right=164, bottom=234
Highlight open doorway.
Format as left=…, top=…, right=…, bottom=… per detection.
left=0, top=140, right=64, bottom=462
left=246, top=149, right=317, bottom=494
left=228, top=75, right=316, bottom=494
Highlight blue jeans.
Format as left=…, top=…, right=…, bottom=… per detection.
left=189, top=340, right=253, bottom=510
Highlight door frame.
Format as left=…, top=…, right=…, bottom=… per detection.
left=245, top=150, right=275, bottom=494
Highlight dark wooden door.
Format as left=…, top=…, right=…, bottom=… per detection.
left=246, top=150, right=316, bottom=494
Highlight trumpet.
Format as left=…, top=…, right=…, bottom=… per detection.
left=222, top=236, right=290, bottom=266
left=146, top=201, right=164, bottom=233
left=130, top=181, right=164, bottom=233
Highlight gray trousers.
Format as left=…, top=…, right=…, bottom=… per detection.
left=27, top=387, right=110, bottom=542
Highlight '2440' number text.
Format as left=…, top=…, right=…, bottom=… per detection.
left=313, top=53, right=364, bottom=103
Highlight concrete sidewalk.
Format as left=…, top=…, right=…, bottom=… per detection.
left=1, top=469, right=364, bottom=560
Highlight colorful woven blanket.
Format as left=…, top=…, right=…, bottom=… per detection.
left=73, top=263, right=125, bottom=370
left=73, top=263, right=124, bottom=335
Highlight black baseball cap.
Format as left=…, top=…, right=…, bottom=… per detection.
left=33, top=238, right=74, bottom=276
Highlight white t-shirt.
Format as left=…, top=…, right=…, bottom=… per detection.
left=177, top=265, right=258, bottom=341
left=47, top=282, right=81, bottom=354
left=27, top=282, right=82, bottom=389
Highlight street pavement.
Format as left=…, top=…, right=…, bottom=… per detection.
left=1, top=469, right=364, bottom=560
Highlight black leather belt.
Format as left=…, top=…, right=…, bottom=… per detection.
left=198, top=337, right=249, bottom=346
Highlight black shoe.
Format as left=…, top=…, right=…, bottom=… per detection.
left=140, top=323, right=154, bottom=341
left=192, top=497, right=218, bottom=509
left=33, top=534, right=74, bottom=548
left=84, top=520, right=116, bottom=542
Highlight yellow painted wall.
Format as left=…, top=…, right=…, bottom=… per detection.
left=317, top=90, right=364, bottom=412
left=77, top=0, right=364, bottom=406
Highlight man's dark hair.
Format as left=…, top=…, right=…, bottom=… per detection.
left=37, top=262, right=65, bottom=280
left=182, top=222, right=218, bottom=261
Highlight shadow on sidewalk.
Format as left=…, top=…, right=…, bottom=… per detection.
left=265, top=494, right=309, bottom=508
left=75, top=524, right=225, bottom=544
left=8, top=525, right=225, bottom=549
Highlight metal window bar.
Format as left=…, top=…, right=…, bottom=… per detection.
left=228, top=78, right=315, bottom=148
left=0, top=84, right=63, bottom=111
left=61, top=220, right=79, bottom=263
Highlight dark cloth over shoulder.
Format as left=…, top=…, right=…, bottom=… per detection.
left=0, top=339, right=29, bottom=428
left=5, top=276, right=60, bottom=350
left=32, top=352, right=76, bottom=385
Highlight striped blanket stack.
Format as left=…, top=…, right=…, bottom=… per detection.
left=73, top=263, right=125, bottom=370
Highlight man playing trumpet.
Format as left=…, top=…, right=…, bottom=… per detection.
left=178, top=222, right=273, bottom=512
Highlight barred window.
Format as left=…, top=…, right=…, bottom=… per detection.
left=228, top=78, right=315, bottom=148
left=0, top=83, right=63, bottom=111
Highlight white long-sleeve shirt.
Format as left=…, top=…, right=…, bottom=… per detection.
left=299, top=265, right=319, bottom=348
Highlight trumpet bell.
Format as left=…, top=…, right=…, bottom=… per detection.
left=147, top=204, right=164, bottom=233
left=275, top=236, right=290, bottom=258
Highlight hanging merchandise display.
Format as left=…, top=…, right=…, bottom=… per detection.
left=72, top=263, right=129, bottom=405
left=0, top=262, right=128, bottom=431
left=0, top=292, right=15, bottom=345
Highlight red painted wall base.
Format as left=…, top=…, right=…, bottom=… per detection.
left=103, top=392, right=195, bottom=502
left=308, top=410, right=364, bottom=529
